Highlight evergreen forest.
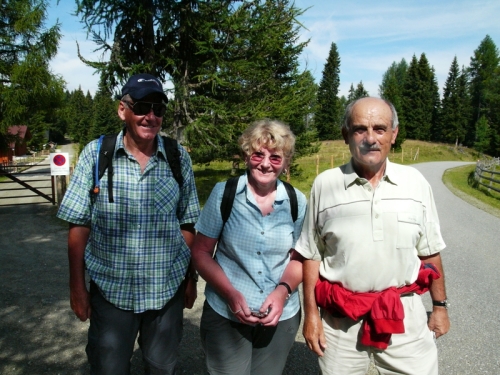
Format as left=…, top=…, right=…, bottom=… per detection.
left=1, top=0, right=499, bottom=161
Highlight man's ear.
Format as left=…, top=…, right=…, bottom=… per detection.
left=117, top=101, right=126, bottom=121
left=391, top=126, right=399, bottom=144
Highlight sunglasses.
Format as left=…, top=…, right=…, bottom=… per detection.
left=123, top=101, right=167, bottom=117
left=250, top=152, right=283, bottom=165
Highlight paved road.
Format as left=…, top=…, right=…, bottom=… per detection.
left=412, top=161, right=500, bottom=374
left=1, top=160, right=498, bottom=374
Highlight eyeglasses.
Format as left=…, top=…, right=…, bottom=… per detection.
left=250, top=151, right=283, bottom=165
left=123, top=101, right=167, bottom=117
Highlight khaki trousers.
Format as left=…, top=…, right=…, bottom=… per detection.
left=319, top=294, right=438, bottom=375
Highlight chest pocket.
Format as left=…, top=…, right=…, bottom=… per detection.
left=396, top=212, right=423, bottom=249
left=154, top=177, right=179, bottom=215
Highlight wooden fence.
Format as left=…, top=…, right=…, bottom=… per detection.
left=475, top=157, right=500, bottom=194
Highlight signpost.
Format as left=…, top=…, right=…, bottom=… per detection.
left=50, top=152, right=70, bottom=204
left=50, top=153, right=70, bottom=176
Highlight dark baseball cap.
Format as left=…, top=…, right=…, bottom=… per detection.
left=121, top=73, right=168, bottom=102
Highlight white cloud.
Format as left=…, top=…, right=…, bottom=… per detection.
left=49, top=0, right=500, bottom=100
left=296, top=0, right=500, bottom=97
left=51, top=34, right=102, bottom=95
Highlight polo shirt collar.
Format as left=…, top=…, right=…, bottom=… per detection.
left=344, top=158, right=399, bottom=189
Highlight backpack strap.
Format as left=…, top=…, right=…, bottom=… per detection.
left=98, top=134, right=118, bottom=203
left=91, top=134, right=117, bottom=203
left=219, top=176, right=298, bottom=231
left=162, top=136, right=183, bottom=187
left=92, top=134, right=183, bottom=204
left=220, top=176, right=240, bottom=225
left=281, top=180, right=298, bottom=223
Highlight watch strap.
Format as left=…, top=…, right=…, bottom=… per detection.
left=432, top=299, right=449, bottom=308
left=186, top=270, right=199, bottom=282
left=277, top=282, right=292, bottom=299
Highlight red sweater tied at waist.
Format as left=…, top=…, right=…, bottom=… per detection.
left=315, top=262, right=440, bottom=350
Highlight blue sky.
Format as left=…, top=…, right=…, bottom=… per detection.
left=48, top=0, right=500, bottom=98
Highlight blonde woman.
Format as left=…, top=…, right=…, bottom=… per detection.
left=191, top=119, right=307, bottom=375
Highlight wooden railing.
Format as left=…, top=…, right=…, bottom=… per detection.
left=475, top=157, right=500, bottom=194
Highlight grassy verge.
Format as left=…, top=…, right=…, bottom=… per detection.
left=194, top=139, right=480, bottom=205
left=442, top=164, right=500, bottom=219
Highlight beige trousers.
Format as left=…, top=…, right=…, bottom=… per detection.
left=319, top=294, right=438, bottom=375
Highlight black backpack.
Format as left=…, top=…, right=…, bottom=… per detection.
left=92, top=134, right=183, bottom=203
left=219, top=176, right=298, bottom=230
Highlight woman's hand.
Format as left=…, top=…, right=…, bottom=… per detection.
left=226, top=289, right=261, bottom=325
left=256, top=285, right=289, bottom=326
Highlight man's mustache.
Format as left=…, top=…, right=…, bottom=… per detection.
left=359, top=144, right=381, bottom=152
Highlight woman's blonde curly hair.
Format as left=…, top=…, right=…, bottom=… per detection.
left=238, top=119, right=296, bottom=161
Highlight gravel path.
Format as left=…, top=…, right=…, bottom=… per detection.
left=411, top=162, right=500, bottom=374
left=1, top=160, right=498, bottom=374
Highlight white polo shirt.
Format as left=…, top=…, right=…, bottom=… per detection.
left=295, top=159, right=446, bottom=293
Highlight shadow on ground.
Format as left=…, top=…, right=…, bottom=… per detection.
left=0, top=205, right=319, bottom=374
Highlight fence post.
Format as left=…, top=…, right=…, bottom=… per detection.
left=56, top=175, right=67, bottom=205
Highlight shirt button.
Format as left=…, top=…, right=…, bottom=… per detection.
left=260, top=290, right=263, bottom=294
left=258, top=271, right=262, bottom=275
left=261, top=231, right=264, bottom=235
left=257, top=252, right=261, bottom=255
left=375, top=214, right=379, bottom=218
left=138, top=225, right=141, bottom=228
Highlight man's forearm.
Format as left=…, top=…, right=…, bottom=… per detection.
left=420, top=253, right=447, bottom=301
left=68, top=224, right=91, bottom=290
left=303, top=258, right=321, bottom=316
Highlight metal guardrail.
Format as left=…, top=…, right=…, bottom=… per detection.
left=475, top=157, right=500, bottom=194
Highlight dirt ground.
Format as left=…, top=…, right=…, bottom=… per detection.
left=0, top=204, right=322, bottom=374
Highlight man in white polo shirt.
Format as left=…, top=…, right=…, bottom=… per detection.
left=295, top=97, right=450, bottom=375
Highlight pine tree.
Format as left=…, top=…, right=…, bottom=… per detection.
left=474, top=115, right=491, bottom=154
left=468, top=35, right=500, bottom=155
left=67, top=87, right=93, bottom=149
left=88, top=75, right=123, bottom=142
left=347, top=84, right=356, bottom=102
left=74, top=0, right=317, bottom=163
left=486, top=65, right=500, bottom=155
left=438, top=57, right=469, bottom=145
left=402, top=53, right=439, bottom=141
left=0, top=0, right=64, bottom=149
left=315, top=42, right=341, bottom=140
left=468, top=35, right=500, bottom=142
left=379, top=59, right=407, bottom=150
left=353, top=81, right=369, bottom=99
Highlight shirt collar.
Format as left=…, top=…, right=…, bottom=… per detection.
left=116, top=130, right=166, bottom=160
left=343, top=158, right=399, bottom=189
left=240, top=172, right=289, bottom=201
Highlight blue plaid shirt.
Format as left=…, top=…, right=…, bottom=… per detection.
left=195, top=174, right=306, bottom=322
left=57, top=131, right=200, bottom=313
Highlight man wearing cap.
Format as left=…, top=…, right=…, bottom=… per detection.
left=57, top=73, right=200, bottom=374
left=296, top=97, right=450, bottom=374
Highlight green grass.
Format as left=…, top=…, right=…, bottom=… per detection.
left=442, top=164, right=500, bottom=218
left=194, top=139, right=481, bottom=204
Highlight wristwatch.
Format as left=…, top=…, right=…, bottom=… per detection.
left=186, top=270, right=199, bottom=282
left=432, top=299, right=449, bottom=309
left=277, top=282, right=292, bottom=300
